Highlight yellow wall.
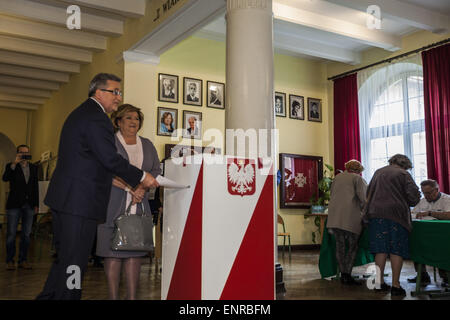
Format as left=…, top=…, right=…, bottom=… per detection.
left=0, top=108, right=30, bottom=147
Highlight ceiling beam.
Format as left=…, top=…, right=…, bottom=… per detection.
left=0, top=0, right=123, bottom=36
left=57, top=0, right=146, bottom=18
left=196, top=16, right=362, bottom=64
left=0, top=75, right=59, bottom=91
left=325, top=0, right=450, bottom=34
left=0, top=15, right=107, bottom=51
left=0, top=35, right=92, bottom=63
left=274, top=31, right=361, bottom=65
left=0, top=93, right=46, bottom=105
left=273, top=2, right=402, bottom=51
left=0, top=63, right=70, bottom=83
left=0, top=101, right=39, bottom=111
left=0, top=85, right=52, bottom=98
left=0, top=50, right=80, bottom=73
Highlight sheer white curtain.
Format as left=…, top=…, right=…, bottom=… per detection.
left=357, top=54, right=426, bottom=184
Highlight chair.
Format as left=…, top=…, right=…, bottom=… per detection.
left=277, top=214, right=291, bottom=260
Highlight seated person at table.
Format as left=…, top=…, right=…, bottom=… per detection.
left=326, top=160, right=367, bottom=286
left=408, top=179, right=450, bottom=287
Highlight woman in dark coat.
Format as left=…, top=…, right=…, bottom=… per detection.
left=364, top=154, right=420, bottom=296
left=96, top=104, right=161, bottom=300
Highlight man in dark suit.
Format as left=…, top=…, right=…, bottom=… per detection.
left=2, top=145, right=39, bottom=270
left=36, top=73, right=159, bottom=300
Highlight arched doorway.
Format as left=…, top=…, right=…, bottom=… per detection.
left=0, top=133, right=16, bottom=219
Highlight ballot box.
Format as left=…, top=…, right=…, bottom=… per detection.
left=162, top=154, right=275, bottom=300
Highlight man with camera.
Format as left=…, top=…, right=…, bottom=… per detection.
left=2, top=144, right=39, bottom=270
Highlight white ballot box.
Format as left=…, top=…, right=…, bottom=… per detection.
left=162, top=154, right=275, bottom=300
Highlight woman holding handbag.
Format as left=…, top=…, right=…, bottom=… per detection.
left=96, top=104, right=161, bottom=300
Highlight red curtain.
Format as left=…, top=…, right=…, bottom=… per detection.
left=333, top=73, right=361, bottom=172
left=422, top=43, right=450, bottom=193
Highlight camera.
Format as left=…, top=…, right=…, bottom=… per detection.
left=21, top=155, right=32, bottom=160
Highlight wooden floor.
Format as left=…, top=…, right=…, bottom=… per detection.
left=0, top=227, right=448, bottom=300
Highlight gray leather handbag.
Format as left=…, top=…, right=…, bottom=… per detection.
left=111, top=202, right=153, bottom=251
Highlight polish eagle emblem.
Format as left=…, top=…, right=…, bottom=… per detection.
left=227, top=158, right=256, bottom=196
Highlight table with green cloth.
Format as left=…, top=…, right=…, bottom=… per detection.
left=319, top=219, right=450, bottom=287
left=409, top=220, right=450, bottom=270
left=410, top=220, right=450, bottom=295
left=319, top=221, right=374, bottom=278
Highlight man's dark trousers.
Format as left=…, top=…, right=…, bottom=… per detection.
left=36, top=211, right=97, bottom=300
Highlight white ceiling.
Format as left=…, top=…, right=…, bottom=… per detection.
left=0, top=0, right=148, bottom=111
left=195, top=0, right=450, bottom=65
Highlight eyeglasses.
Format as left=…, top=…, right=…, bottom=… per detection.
left=100, top=89, right=123, bottom=97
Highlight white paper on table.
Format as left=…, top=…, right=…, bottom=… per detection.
left=156, top=175, right=190, bottom=189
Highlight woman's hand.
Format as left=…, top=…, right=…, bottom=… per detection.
left=130, top=187, right=146, bottom=204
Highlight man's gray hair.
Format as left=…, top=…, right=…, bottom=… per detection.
left=388, top=154, right=413, bottom=170
left=88, top=73, right=121, bottom=97
left=420, top=179, right=439, bottom=189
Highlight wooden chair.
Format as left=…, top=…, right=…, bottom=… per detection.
left=277, top=214, right=291, bottom=260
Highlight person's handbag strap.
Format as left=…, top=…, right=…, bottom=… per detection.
left=125, top=201, right=148, bottom=216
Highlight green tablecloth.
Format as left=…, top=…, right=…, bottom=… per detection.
left=409, top=220, right=450, bottom=271
left=319, top=219, right=450, bottom=279
left=318, top=222, right=374, bottom=278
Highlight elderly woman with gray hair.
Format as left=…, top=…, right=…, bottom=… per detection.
left=364, top=154, right=420, bottom=296
left=326, top=160, right=367, bottom=285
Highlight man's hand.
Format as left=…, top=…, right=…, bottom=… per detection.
left=34, top=206, right=39, bottom=215
left=141, top=172, right=159, bottom=189
left=13, top=154, right=22, bottom=165
left=416, top=211, right=430, bottom=219
left=112, top=177, right=128, bottom=190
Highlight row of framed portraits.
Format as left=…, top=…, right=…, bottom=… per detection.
left=275, top=92, right=322, bottom=123
left=158, top=73, right=225, bottom=109
left=157, top=107, right=203, bottom=139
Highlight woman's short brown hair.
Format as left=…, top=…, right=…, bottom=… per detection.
left=344, top=159, right=364, bottom=173
left=110, top=104, right=144, bottom=132
left=388, top=154, right=413, bottom=170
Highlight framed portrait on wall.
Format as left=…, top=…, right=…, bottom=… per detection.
left=207, top=81, right=225, bottom=109
left=307, top=97, right=322, bottom=122
left=289, top=95, right=304, bottom=120
left=158, top=73, right=178, bottom=103
left=183, top=77, right=202, bottom=107
left=279, top=153, right=323, bottom=209
left=157, top=107, right=178, bottom=137
left=275, top=92, right=286, bottom=117
left=182, top=110, right=202, bottom=140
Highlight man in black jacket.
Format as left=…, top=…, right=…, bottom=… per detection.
left=36, top=73, right=159, bottom=300
left=2, top=145, right=39, bottom=270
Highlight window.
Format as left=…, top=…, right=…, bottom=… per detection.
left=358, top=57, right=427, bottom=186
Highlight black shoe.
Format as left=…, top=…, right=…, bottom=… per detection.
left=341, top=273, right=362, bottom=286
left=374, top=282, right=391, bottom=292
left=391, top=286, right=406, bottom=296
left=407, top=274, right=431, bottom=285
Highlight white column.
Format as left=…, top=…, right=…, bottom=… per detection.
left=225, top=0, right=275, bottom=159
left=225, top=0, right=279, bottom=282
